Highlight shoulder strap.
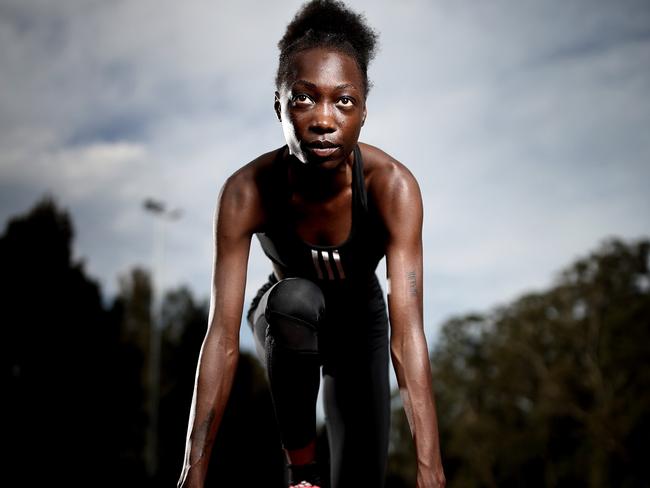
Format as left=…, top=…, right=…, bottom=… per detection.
left=266, top=145, right=289, bottom=227
left=353, top=145, right=368, bottom=214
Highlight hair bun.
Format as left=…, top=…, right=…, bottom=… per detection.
left=276, top=0, right=378, bottom=93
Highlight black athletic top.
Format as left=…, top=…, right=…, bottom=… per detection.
left=255, top=145, right=387, bottom=292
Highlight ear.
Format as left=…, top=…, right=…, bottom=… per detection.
left=274, top=91, right=282, bottom=122
left=361, top=105, right=367, bottom=127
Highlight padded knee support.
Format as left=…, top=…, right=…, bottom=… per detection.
left=264, top=277, right=325, bottom=354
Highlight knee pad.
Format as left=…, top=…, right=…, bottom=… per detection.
left=265, top=278, right=325, bottom=353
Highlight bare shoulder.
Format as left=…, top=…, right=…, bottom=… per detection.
left=358, top=142, right=422, bottom=211
left=216, top=147, right=280, bottom=236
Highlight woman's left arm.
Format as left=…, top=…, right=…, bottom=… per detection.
left=376, top=160, right=445, bottom=488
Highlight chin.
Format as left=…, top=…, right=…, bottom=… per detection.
left=286, top=142, right=308, bottom=164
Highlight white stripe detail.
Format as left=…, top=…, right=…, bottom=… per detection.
left=332, top=250, right=346, bottom=279
left=311, top=249, right=324, bottom=279
left=321, top=251, right=335, bottom=280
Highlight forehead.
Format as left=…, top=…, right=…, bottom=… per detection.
left=286, top=47, right=363, bottom=91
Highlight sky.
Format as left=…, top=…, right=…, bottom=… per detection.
left=2, top=0, right=650, bottom=359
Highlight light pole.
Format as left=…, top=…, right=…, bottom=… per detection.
left=143, top=197, right=182, bottom=478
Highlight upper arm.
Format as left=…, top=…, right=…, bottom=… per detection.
left=205, top=169, right=262, bottom=345
left=374, top=159, right=424, bottom=341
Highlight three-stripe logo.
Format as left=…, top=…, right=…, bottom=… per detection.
left=311, top=249, right=346, bottom=280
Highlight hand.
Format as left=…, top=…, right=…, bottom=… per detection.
left=416, top=466, right=446, bottom=488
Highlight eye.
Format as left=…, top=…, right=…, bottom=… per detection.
left=291, top=93, right=314, bottom=106
left=336, top=96, right=355, bottom=108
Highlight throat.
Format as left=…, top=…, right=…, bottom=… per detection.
left=288, top=156, right=352, bottom=202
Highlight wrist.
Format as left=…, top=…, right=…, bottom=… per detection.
left=179, top=462, right=207, bottom=487
left=417, top=464, right=446, bottom=488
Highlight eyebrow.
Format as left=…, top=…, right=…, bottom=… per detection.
left=291, top=80, right=358, bottom=91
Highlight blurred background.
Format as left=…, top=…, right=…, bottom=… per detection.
left=2, top=0, right=649, bottom=486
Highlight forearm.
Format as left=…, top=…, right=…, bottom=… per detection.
left=179, top=330, right=240, bottom=486
left=391, top=329, right=443, bottom=471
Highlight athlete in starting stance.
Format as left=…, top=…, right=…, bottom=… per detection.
left=178, top=1, right=445, bottom=487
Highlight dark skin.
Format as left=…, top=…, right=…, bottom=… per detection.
left=178, top=47, right=445, bottom=488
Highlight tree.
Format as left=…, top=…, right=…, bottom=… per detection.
left=394, top=238, right=650, bottom=488
left=1, top=196, right=144, bottom=484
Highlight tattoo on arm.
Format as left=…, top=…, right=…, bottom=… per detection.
left=407, top=270, right=417, bottom=297
left=191, top=410, right=216, bottom=465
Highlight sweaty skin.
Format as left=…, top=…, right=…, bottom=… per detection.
left=178, top=47, right=445, bottom=488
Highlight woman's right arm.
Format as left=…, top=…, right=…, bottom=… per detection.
left=178, top=173, right=260, bottom=487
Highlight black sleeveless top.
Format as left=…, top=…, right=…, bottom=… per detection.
left=256, top=145, right=388, bottom=292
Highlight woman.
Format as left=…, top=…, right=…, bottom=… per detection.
left=178, top=1, right=445, bottom=487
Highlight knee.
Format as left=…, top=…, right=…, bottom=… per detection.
left=265, top=278, right=325, bottom=353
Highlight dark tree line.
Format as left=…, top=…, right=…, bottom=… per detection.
left=3, top=196, right=649, bottom=487
left=2, top=196, right=132, bottom=484
left=389, top=239, right=650, bottom=488
left=1, top=197, right=287, bottom=487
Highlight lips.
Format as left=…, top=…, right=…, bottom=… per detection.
left=304, top=140, right=340, bottom=159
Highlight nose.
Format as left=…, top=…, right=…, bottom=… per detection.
left=309, top=102, right=336, bottom=134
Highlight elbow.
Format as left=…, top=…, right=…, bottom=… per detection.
left=202, top=327, right=241, bottom=364
left=389, top=340, right=399, bottom=364
left=216, top=332, right=240, bottom=361
left=390, top=336, right=406, bottom=374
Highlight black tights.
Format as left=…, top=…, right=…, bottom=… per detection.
left=248, top=275, right=390, bottom=488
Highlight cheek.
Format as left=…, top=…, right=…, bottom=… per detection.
left=288, top=111, right=310, bottom=132
left=342, top=114, right=363, bottom=134
left=281, top=111, right=308, bottom=146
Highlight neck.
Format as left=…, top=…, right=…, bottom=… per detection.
left=287, top=150, right=354, bottom=202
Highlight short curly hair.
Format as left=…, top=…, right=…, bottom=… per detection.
left=276, top=0, right=379, bottom=96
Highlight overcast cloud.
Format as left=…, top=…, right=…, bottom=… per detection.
left=2, top=0, right=649, bottom=357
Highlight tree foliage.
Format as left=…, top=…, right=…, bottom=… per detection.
left=2, top=196, right=288, bottom=486
left=1, top=196, right=146, bottom=484
left=390, top=238, right=650, bottom=488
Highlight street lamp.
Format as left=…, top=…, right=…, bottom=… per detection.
left=143, top=197, right=182, bottom=478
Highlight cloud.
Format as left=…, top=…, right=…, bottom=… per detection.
left=1, top=0, right=649, bottom=357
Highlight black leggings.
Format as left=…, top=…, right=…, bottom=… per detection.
left=247, top=274, right=390, bottom=488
